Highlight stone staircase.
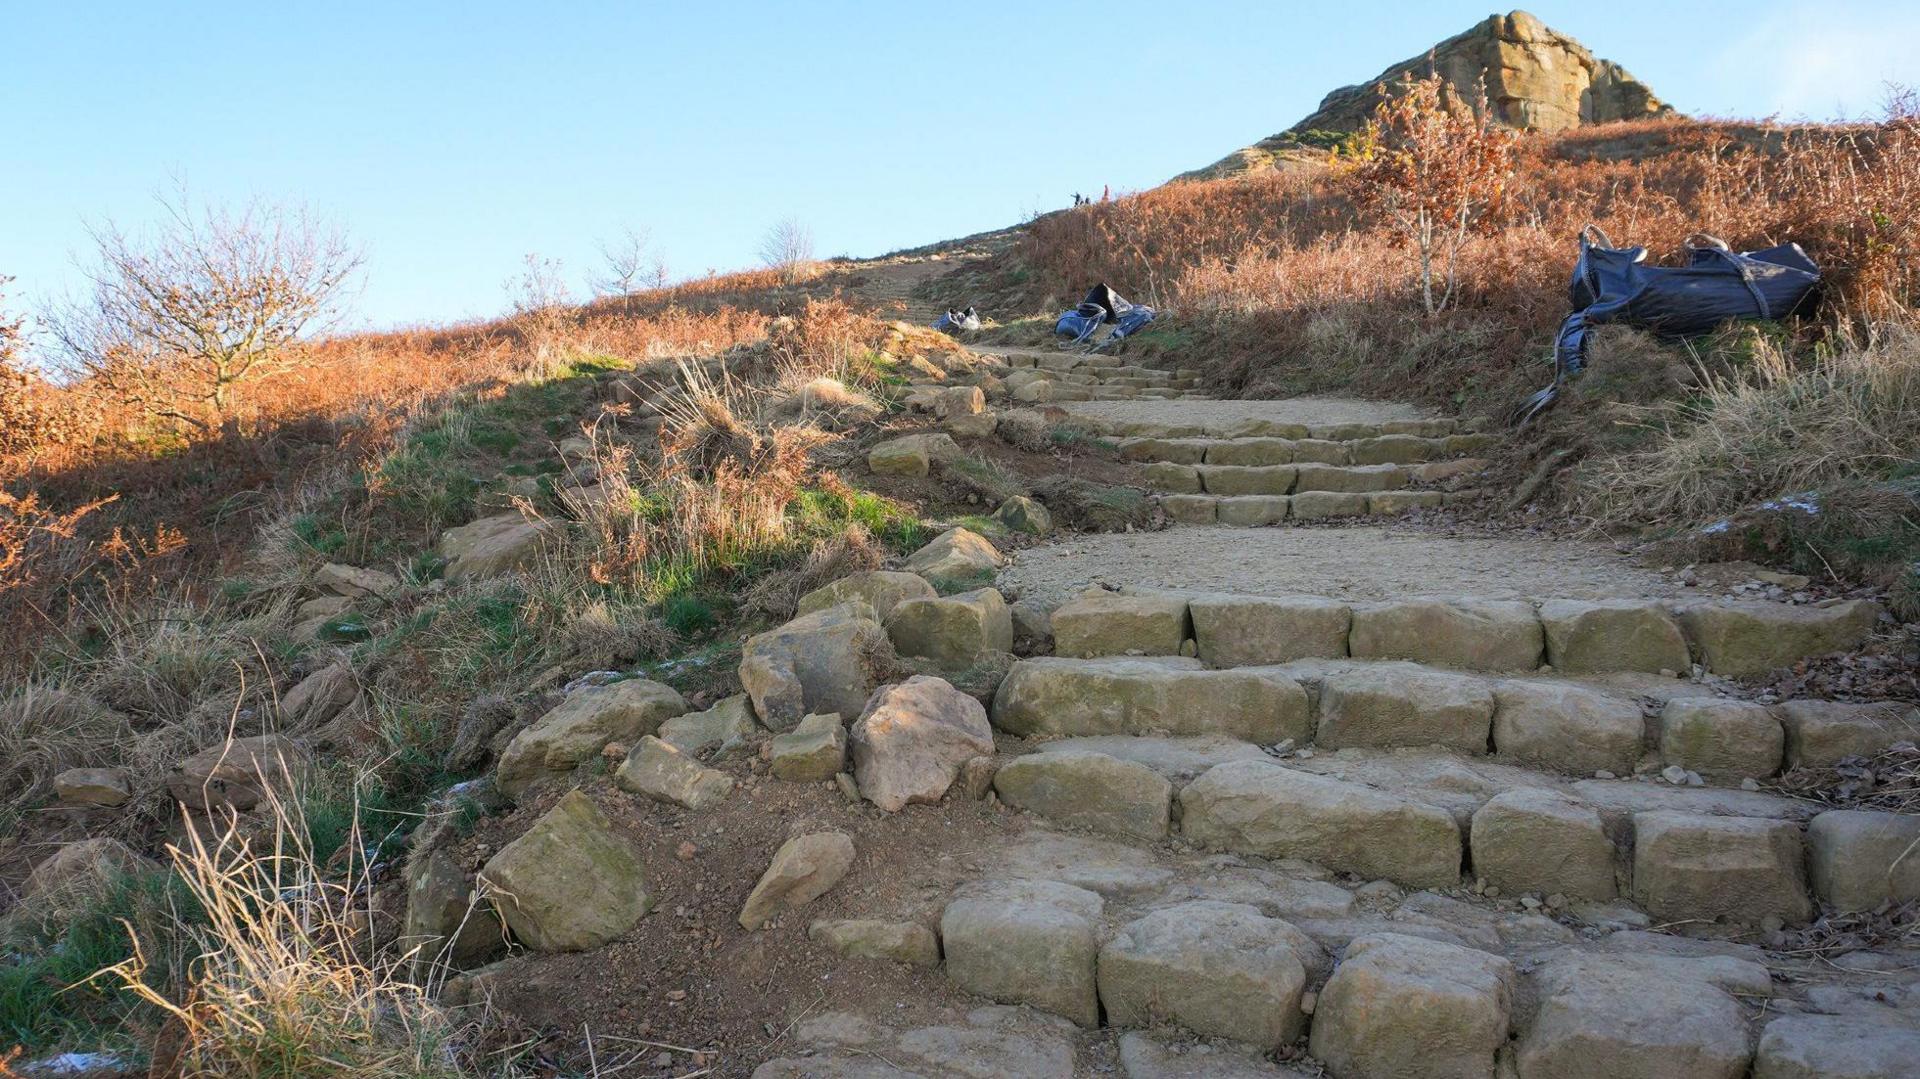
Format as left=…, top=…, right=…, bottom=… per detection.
left=985, top=345, right=1213, bottom=404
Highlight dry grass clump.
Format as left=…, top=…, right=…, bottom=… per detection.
left=737, top=523, right=889, bottom=620
left=1578, top=322, right=1920, bottom=523
left=105, top=793, right=466, bottom=1078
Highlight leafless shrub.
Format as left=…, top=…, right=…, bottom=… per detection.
left=45, top=193, right=362, bottom=433
left=594, top=227, right=668, bottom=312
left=759, top=217, right=817, bottom=284
left=506, top=253, right=577, bottom=373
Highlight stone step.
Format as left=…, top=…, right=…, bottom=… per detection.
left=1121, top=433, right=1498, bottom=467
left=1158, top=489, right=1484, bottom=525
left=1047, top=588, right=1885, bottom=681
left=984, top=739, right=1917, bottom=930
left=1090, top=415, right=1471, bottom=441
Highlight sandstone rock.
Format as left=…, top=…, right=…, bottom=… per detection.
left=1492, top=680, right=1645, bottom=775
left=1317, top=665, right=1495, bottom=753
left=992, top=750, right=1172, bottom=841
left=884, top=588, right=1013, bottom=669
left=993, top=495, right=1051, bottom=535
left=439, top=513, right=562, bottom=581
left=292, top=595, right=351, bottom=639
left=1351, top=599, right=1544, bottom=671
left=1181, top=761, right=1461, bottom=887
left=1119, top=437, right=1212, bottom=464
left=796, top=570, right=937, bottom=622
left=1144, top=462, right=1203, bottom=493
left=313, top=562, right=399, bottom=598
left=1631, top=811, right=1812, bottom=925
left=1516, top=953, right=1769, bottom=1079
left=1116, top=1031, right=1303, bottom=1078
left=739, top=832, right=855, bottom=929
left=771, top=713, right=847, bottom=782
left=496, top=679, right=686, bottom=798
left=1412, top=457, right=1489, bottom=483
left=1539, top=600, right=1690, bottom=674
left=168, top=734, right=307, bottom=811
left=615, top=736, right=734, bottom=809
left=1158, top=494, right=1219, bottom=524
left=279, top=663, right=358, bottom=731
left=1470, top=788, right=1617, bottom=901
left=1204, top=437, right=1295, bottom=466
left=991, top=657, right=1310, bottom=743
left=1009, top=599, right=1054, bottom=652
left=1288, top=438, right=1348, bottom=464
left=1216, top=494, right=1291, bottom=526
left=1310, top=933, right=1514, bottom=1079
left=1753, top=1013, right=1920, bottom=1079
left=1189, top=593, right=1351, bottom=666
left=1368, top=490, right=1444, bottom=514
left=868, top=433, right=958, bottom=477
left=1659, top=698, right=1783, bottom=781
left=656, top=694, right=757, bottom=757
left=479, top=791, right=650, bottom=951
left=1033, top=735, right=1270, bottom=788
left=850, top=676, right=994, bottom=812
left=24, top=837, right=154, bottom=900
left=933, top=384, right=985, bottom=418
left=807, top=918, right=940, bottom=967
left=401, top=846, right=502, bottom=969
left=1281, top=12, right=1670, bottom=138
left=1772, top=699, right=1919, bottom=768
left=944, top=410, right=998, bottom=438
left=902, top=527, right=1002, bottom=591
left=1348, top=434, right=1438, bottom=466
left=1292, top=463, right=1406, bottom=494
left=941, top=879, right=1103, bottom=1027
left=1805, top=809, right=1920, bottom=912
left=740, top=604, right=892, bottom=730
left=1197, top=464, right=1295, bottom=496
left=1050, top=591, right=1190, bottom=658
left=1674, top=599, right=1880, bottom=678
left=1098, top=900, right=1309, bottom=1047
left=53, top=767, right=132, bottom=808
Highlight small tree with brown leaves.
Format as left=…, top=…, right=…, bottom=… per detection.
left=1347, top=72, right=1518, bottom=315
left=48, top=195, right=362, bottom=433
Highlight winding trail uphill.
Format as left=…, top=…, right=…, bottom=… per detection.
left=315, top=324, right=1920, bottom=1076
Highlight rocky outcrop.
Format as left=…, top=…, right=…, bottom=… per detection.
left=1183, top=10, right=1672, bottom=181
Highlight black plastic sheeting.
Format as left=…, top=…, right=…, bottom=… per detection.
left=1518, top=228, right=1821, bottom=424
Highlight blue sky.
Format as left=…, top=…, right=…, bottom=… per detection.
left=7, top=1, right=1917, bottom=333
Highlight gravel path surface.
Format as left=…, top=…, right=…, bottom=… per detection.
left=1000, top=525, right=1684, bottom=608
left=1056, top=397, right=1432, bottom=427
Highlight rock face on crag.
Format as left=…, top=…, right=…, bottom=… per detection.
left=1184, top=10, right=1672, bottom=180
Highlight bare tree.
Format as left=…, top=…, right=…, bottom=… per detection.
left=47, top=194, right=362, bottom=432
left=595, top=226, right=655, bottom=312
left=758, top=217, right=815, bottom=284
left=507, top=253, right=575, bottom=371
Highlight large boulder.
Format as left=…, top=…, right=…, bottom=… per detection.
left=1673, top=599, right=1880, bottom=678
left=1469, top=788, right=1617, bottom=901
left=1050, top=591, right=1191, bottom=658
left=1492, top=680, right=1645, bottom=776
left=1631, top=811, right=1812, bottom=925
left=168, top=734, right=308, bottom=812
left=868, top=433, right=958, bottom=477
left=1180, top=761, right=1461, bottom=888
left=1805, top=809, right=1920, bottom=912
left=1316, top=665, right=1495, bottom=753
left=614, top=736, right=734, bottom=809
left=439, top=513, right=563, bottom=581
left=991, top=657, right=1310, bottom=744
left=902, top=527, right=1003, bottom=592
left=495, top=679, right=686, bottom=798
left=1658, top=698, right=1783, bottom=781
left=992, top=495, right=1052, bottom=535
left=796, top=571, right=936, bottom=621
left=1753, top=1013, right=1920, bottom=1079
left=401, top=847, right=503, bottom=969
left=1772, top=699, right=1919, bottom=768
left=1310, top=933, right=1515, bottom=1079
left=992, top=751, right=1173, bottom=842
left=478, top=791, right=651, bottom=952
left=739, top=832, right=855, bottom=930
left=941, top=879, right=1103, bottom=1028
left=1539, top=600, right=1690, bottom=674
left=884, top=587, right=1013, bottom=669
left=1097, top=900, right=1309, bottom=1048
left=656, top=694, right=757, bottom=757
left=1516, top=953, right=1770, bottom=1079
left=1188, top=593, right=1351, bottom=666
left=850, top=676, right=994, bottom=812
left=1350, top=599, right=1544, bottom=671
left=739, top=604, right=892, bottom=730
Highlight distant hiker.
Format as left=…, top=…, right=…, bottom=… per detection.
left=1072, top=193, right=1085, bottom=207
left=1101, top=185, right=1110, bottom=202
